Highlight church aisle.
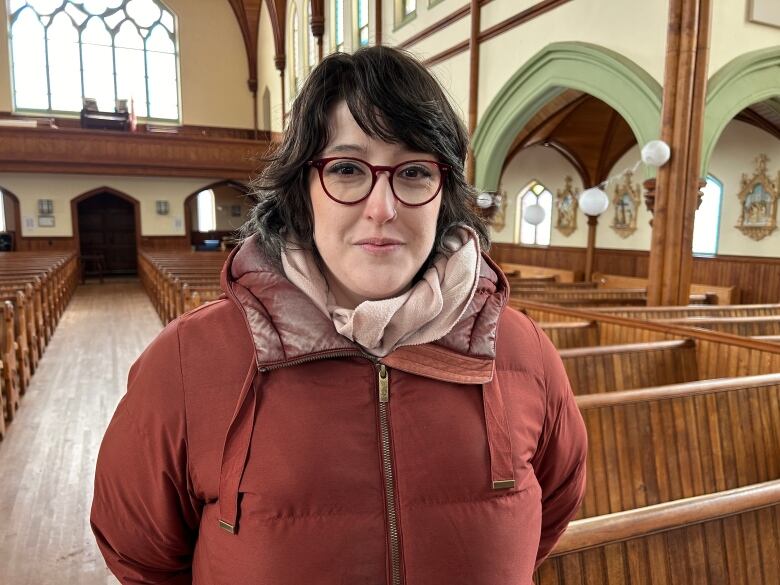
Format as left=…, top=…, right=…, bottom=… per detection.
left=0, top=279, right=163, bottom=585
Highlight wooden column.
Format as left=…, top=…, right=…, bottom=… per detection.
left=375, top=0, right=383, bottom=46
left=465, top=0, right=481, bottom=185
left=584, top=215, right=598, bottom=282
left=248, top=78, right=259, bottom=140
left=311, top=0, right=325, bottom=61
left=647, top=0, right=712, bottom=305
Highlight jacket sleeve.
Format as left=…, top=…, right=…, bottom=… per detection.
left=530, top=323, right=588, bottom=569
left=90, top=320, right=202, bottom=584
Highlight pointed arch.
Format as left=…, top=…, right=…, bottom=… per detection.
left=701, top=47, right=780, bottom=173
left=472, top=42, right=662, bottom=191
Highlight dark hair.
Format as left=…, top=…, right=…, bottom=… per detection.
left=240, top=46, right=490, bottom=270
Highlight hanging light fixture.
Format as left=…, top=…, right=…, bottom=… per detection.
left=524, top=203, right=546, bottom=225
left=578, top=187, right=610, bottom=217
left=641, top=140, right=671, bottom=167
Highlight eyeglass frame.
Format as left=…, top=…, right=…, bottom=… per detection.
left=306, top=156, right=450, bottom=207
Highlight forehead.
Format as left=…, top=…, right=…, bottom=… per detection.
left=324, top=101, right=430, bottom=158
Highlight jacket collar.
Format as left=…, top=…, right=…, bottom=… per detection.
left=220, top=233, right=509, bottom=382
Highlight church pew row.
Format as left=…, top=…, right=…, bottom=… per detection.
left=559, top=340, right=700, bottom=394
left=535, top=480, right=780, bottom=584
left=591, top=272, right=738, bottom=305
left=0, top=251, right=78, bottom=436
left=512, top=288, right=715, bottom=307
left=527, top=303, right=780, bottom=323
left=138, top=250, right=227, bottom=323
left=515, top=300, right=780, bottom=380
left=541, top=315, right=780, bottom=349
left=575, top=373, right=780, bottom=519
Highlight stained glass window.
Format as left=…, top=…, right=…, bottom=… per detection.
left=692, top=174, right=723, bottom=255
left=515, top=181, right=553, bottom=246
left=357, top=0, right=368, bottom=47
left=307, top=1, right=316, bottom=69
left=8, top=0, right=180, bottom=120
left=334, top=0, right=344, bottom=52
left=290, top=4, right=300, bottom=95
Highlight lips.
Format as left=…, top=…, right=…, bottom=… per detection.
left=354, top=237, right=404, bottom=255
left=354, top=238, right=404, bottom=246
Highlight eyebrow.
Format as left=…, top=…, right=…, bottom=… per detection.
left=323, top=144, right=368, bottom=155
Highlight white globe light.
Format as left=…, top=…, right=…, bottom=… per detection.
left=641, top=140, right=671, bottom=167
left=524, top=203, right=545, bottom=226
left=579, top=187, right=610, bottom=216
left=476, top=192, right=493, bottom=208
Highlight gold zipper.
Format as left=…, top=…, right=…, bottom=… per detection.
left=377, top=364, right=402, bottom=585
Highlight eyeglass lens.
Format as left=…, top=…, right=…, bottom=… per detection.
left=321, top=158, right=442, bottom=205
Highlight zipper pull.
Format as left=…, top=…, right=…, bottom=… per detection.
left=378, top=364, right=389, bottom=403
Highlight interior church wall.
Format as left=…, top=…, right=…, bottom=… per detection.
left=709, top=1, right=780, bottom=77
left=708, top=119, right=780, bottom=258
left=0, top=173, right=218, bottom=237
left=493, top=144, right=585, bottom=247
left=258, top=0, right=284, bottom=132
left=214, top=185, right=253, bottom=231
left=0, top=0, right=254, bottom=129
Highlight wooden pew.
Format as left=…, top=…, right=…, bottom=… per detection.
left=559, top=340, right=700, bottom=394
left=0, top=300, right=19, bottom=421
left=658, top=315, right=780, bottom=336
left=576, top=373, right=780, bottom=519
left=535, top=480, right=780, bottom=584
left=539, top=321, right=599, bottom=349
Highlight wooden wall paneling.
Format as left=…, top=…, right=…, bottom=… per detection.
left=138, top=236, right=191, bottom=251
left=15, top=237, right=76, bottom=252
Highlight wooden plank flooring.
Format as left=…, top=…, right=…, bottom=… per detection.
left=0, top=279, right=163, bottom=585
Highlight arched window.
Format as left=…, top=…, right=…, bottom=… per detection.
left=333, top=0, right=344, bottom=52
left=356, top=0, right=368, bottom=47
left=290, top=3, right=300, bottom=95
left=514, top=181, right=553, bottom=246
left=8, top=0, right=180, bottom=120
left=306, top=0, right=316, bottom=70
left=692, top=174, right=723, bottom=256
left=395, top=0, right=416, bottom=27
left=196, top=189, right=216, bottom=232
left=0, top=189, right=6, bottom=232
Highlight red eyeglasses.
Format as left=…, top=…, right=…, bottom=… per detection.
left=307, top=157, right=449, bottom=206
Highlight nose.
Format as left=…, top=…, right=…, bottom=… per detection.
left=362, top=170, right=397, bottom=224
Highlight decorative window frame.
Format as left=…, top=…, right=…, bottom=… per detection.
left=354, top=0, right=369, bottom=47
left=7, top=0, right=181, bottom=123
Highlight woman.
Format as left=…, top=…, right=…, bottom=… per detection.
left=91, top=46, right=587, bottom=585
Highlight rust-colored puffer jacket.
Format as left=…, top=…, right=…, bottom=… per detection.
left=91, top=235, right=587, bottom=585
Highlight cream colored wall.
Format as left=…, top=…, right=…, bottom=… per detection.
left=492, top=144, right=585, bottom=246
left=707, top=120, right=780, bottom=258
left=0, top=0, right=254, bottom=128
left=0, top=173, right=218, bottom=237
left=477, top=0, right=668, bottom=121
left=214, top=186, right=252, bottom=231
left=710, top=1, right=780, bottom=77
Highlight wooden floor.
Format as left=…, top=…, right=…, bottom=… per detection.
left=0, top=279, right=163, bottom=585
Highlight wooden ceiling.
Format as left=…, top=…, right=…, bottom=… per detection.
left=502, top=89, right=637, bottom=188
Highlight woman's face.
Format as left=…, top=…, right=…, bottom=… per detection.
left=309, top=101, right=442, bottom=309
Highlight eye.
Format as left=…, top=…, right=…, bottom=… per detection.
left=398, top=165, right=433, bottom=179
left=326, top=161, right=366, bottom=176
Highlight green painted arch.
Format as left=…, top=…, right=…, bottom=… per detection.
left=472, top=42, right=663, bottom=191
left=702, top=47, right=780, bottom=174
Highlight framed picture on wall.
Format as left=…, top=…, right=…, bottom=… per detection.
left=38, top=215, right=55, bottom=228
left=230, top=205, right=242, bottom=217
left=749, top=0, right=780, bottom=28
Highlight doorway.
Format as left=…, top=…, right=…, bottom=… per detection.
left=75, top=191, right=139, bottom=275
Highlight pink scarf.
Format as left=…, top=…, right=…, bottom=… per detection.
left=281, top=226, right=481, bottom=357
